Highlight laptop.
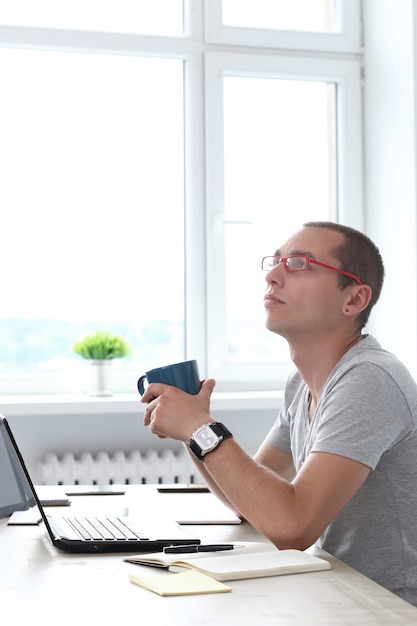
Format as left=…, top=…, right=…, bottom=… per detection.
left=0, top=415, right=200, bottom=553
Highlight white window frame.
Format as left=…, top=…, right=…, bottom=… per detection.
left=0, top=0, right=364, bottom=397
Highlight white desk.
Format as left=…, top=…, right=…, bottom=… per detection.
left=1, top=485, right=417, bottom=626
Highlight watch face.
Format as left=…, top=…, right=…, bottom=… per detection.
left=194, top=426, right=218, bottom=451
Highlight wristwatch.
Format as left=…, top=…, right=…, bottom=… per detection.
left=189, top=422, right=233, bottom=461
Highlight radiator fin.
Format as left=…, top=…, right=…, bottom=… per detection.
left=37, top=448, right=198, bottom=485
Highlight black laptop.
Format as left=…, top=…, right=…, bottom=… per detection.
left=0, top=415, right=200, bottom=553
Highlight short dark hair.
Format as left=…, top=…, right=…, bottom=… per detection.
left=303, top=221, right=385, bottom=329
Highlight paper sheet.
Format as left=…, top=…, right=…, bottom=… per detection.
left=128, top=570, right=232, bottom=596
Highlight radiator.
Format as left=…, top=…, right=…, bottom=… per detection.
left=37, top=448, right=199, bottom=486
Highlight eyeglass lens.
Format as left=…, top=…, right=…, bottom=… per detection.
left=263, top=256, right=307, bottom=271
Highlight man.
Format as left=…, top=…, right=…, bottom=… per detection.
left=142, top=222, right=417, bottom=605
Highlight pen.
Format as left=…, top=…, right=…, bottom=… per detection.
left=163, top=544, right=236, bottom=554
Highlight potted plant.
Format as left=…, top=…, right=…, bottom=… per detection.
left=73, top=330, right=131, bottom=396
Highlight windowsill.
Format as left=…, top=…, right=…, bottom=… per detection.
left=0, top=391, right=283, bottom=417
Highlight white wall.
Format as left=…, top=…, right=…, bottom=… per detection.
left=363, top=0, right=417, bottom=377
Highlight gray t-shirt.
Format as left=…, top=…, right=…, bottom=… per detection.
left=265, top=335, right=417, bottom=605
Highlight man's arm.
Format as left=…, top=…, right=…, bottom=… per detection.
left=184, top=436, right=371, bottom=550
left=254, top=440, right=296, bottom=481
left=182, top=440, right=296, bottom=515
left=142, top=380, right=371, bottom=550
left=201, top=439, right=370, bottom=550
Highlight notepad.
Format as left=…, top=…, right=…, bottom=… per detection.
left=128, top=570, right=232, bottom=596
left=125, top=541, right=331, bottom=582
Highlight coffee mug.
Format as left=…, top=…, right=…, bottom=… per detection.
left=137, top=359, right=201, bottom=396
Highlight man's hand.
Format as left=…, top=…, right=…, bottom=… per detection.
left=142, top=378, right=216, bottom=442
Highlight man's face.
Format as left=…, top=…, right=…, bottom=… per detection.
left=263, top=226, right=352, bottom=339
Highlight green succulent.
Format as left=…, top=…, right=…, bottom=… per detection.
left=73, top=331, right=131, bottom=360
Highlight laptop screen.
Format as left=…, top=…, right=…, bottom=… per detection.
left=0, top=417, right=37, bottom=518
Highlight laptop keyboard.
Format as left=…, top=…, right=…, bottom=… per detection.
left=65, top=516, right=150, bottom=541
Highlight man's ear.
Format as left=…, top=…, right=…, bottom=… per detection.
left=343, top=285, right=372, bottom=316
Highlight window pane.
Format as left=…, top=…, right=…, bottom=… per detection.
left=0, top=0, right=183, bottom=36
left=223, top=77, right=335, bottom=363
left=0, top=49, right=184, bottom=385
left=222, top=0, right=335, bottom=32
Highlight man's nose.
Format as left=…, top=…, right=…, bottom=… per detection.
left=265, top=260, right=285, bottom=284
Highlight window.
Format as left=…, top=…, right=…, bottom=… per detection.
left=0, top=0, right=363, bottom=395
left=205, top=50, right=363, bottom=389
left=0, top=50, right=184, bottom=394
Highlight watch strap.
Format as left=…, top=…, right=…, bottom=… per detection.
left=210, top=422, right=233, bottom=440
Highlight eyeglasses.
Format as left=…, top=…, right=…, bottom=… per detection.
left=261, top=255, right=363, bottom=285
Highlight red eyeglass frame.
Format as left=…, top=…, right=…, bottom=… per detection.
left=262, top=255, right=363, bottom=285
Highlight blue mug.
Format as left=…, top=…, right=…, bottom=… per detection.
left=137, top=359, right=201, bottom=396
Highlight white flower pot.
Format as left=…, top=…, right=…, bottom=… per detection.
left=87, top=360, right=113, bottom=396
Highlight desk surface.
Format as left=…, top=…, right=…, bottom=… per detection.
left=1, top=485, right=417, bottom=626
